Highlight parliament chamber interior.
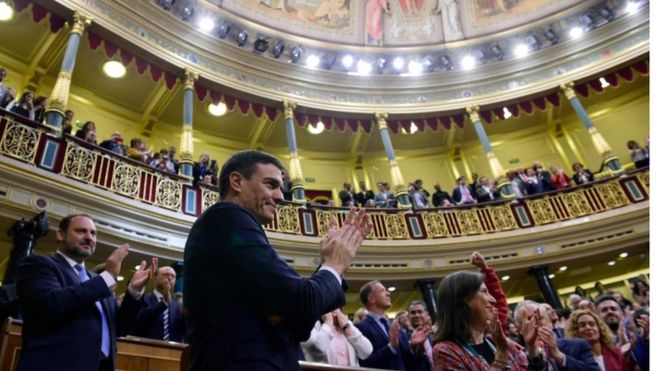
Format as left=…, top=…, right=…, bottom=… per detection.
left=0, top=0, right=651, bottom=370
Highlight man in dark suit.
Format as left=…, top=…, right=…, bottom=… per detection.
left=130, top=266, right=185, bottom=343
left=354, top=181, right=375, bottom=207
left=184, top=150, right=372, bottom=371
left=451, top=176, right=477, bottom=205
left=339, top=182, right=355, bottom=206
left=355, top=280, right=431, bottom=370
left=534, top=162, right=557, bottom=193
left=16, top=214, right=154, bottom=371
left=514, top=301, right=599, bottom=371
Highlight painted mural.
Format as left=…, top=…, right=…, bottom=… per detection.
left=212, top=0, right=586, bottom=46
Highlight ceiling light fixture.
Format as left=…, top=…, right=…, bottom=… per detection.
left=342, top=55, right=354, bottom=69
left=198, top=17, right=215, bottom=32
left=0, top=1, right=14, bottom=21
left=392, top=57, right=405, bottom=71
left=217, top=22, right=231, bottom=38
left=569, top=27, right=584, bottom=39
left=356, top=59, right=372, bottom=75
left=235, top=30, right=248, bottom=47
left=599, top=77, right=610, bottom=88
left=102, top=60, right=127, bottom=78
left=619, top=252, right=629, bottom=258
left=271, top=40, right=285, bottom=58
left=307, top=121, right=324, bottom=134
left=305, top=55, right=320, bottom=68
left=117, top=276, right=125, bottom=282
left=548, top=274, right=556, bottom=279
left=253, top=37, right=269, bottom=53
left=625, top=1, right=641, bottom=14
left=180, top=3, right=195, bottom=21
left=501, top=275, right=510, bottom=281
left=290, top=46, right=303, bottom=63
left=559, top=266, right=568, bottom=272
left=607, top=260, right=616, bottom=266
left=208, top=102, right=227, bottom=116
left=503, top=107, right=513, bottom=119
left=514, top=44, right=530, bottom=58
left=460, top=55, right=476, bottom=70
left=387, top=286, right=396, bottom=292
left=408, top=60, right=422, bottom=75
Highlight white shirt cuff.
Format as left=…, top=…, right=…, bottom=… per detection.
left=126, top=283, right=145, bottom=300
left=100, top=271, right=116, bottom=288
left=319, top=265, right=342, bottom=285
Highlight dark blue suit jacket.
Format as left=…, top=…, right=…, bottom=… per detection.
left=184, top=202, right=345, bottom=371
left=355, top=315, right=430, bottom=370
left=16, top=253, right=142, bottom=371
left=553, top=338, right=600, bottom=371
left=451, top=186, right=477, bottom=204
left=130, top=292, right=185, bottom=343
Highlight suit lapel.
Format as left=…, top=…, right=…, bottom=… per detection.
left=51, top=253, right=80, bottom=284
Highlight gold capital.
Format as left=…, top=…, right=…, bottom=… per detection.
left=282, top=100, right=297, bottom=119
left=560, top=81, right=576, bottom=100
left=466, top=105, right=480, bottom=124
left=183, top=69, right=199, bottom=90
left=375, top=112, right=389, bottom=130
left=71, top=12, right=93, bottom=36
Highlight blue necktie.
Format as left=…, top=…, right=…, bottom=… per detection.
left=379, top=317, right=391, bottom=336
left=75, top=264, right=111, bottom=357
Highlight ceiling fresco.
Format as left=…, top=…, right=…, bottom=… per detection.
left=213, top=0, right=583, bottom=46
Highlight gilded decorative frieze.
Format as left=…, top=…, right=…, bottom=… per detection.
left=62, top=143, right=96, bottom=182
left=422, top=212, right=450, bottom=238
left=156, top=177, right=182, bottom=210
left=201, top=187, right=219, bottom=212
left=526, top=199, right=558, bottom=225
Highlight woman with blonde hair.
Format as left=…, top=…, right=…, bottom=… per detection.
left=565, top=309, right=635, bottom=371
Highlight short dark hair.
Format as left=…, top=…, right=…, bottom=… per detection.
left=359, top=280, right=380, bottom=307
left=58, top=214, right=92, bottom=232
left=594, top=295, right=623, bottom=311
left=130, top=138, right=142, bottom=148
left=218, top=150, right=285, bottom=199
left=408, top=300, right=427, bottom=311
left=434, top=271, right=484, bottom=344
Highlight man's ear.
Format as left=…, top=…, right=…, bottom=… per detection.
left=228, top=171, right=243, bottom=194
left=55, top=228, right=65, bottom=243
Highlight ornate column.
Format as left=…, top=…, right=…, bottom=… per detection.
left=374, top=112, right=410, bottom=207
left=528, top=265, right=563, bottom=309
left=560, top=82, right=622, bottom=173
left=178, top=69, right=198, bottom=180
left=415, top=279, right=438, bottom=321
left=43, top=12, right=92, bottom=135
left=466, top=105, right=513, bottom=197
left=282, top=100, right=305, bottom=202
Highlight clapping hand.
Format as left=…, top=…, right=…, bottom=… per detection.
left=129, top=256, right=158, bottom=292
left=320, top=207, right=373, bottom=275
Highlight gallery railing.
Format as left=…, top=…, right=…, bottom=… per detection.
left=0, top=109, right=649, bottom=240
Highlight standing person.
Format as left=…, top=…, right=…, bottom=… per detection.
left=431, top=183, right=451, bottom=207
left=572, top=162, right=595, bottom=185
left=130, top=266, right=186, bottom=343
left=433, top=271, right=542, bottom=371
left=452, top=176, right=476, bottom=205
left=355, top=280, right=430, bottom=370
left=16, top=214, right=154, bottom=371
left=374, top=181, right=396, bottom=208
left=184, top=150, right=372, bottom=370
left=627, top=141, right=649, bottom=169
left=7, top=90, right=35, bottom=120
left=407, top=301, right=433, bottom=370
left=301, top=308, right=373, bottom=367
left=565, top=310, right=637, bottom=371
left=339, top=182, right=356, bottom=207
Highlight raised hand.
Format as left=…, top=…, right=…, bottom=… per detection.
left=490, top=319, right=509, bottom=352
left=320, top=207, right=373, bottom=275
left=410, top=325, right=432, bottom=349
left=389, top=319, right=400, bottom=349
left=130, top=256, right=158, bottom=291
left=637, top=314, right=649, bottom=340
left=105, top=244, right=129, bottom=278
left=470, top=251, right=488, bottom=270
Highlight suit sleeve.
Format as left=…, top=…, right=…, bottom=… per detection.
left=481, top=266, right=508, bottom=326
left=206, top=207, right=344, bottom=341
left=16, top=254, right=112, bottom=322
left=116, top=289, right=145, bottom=337
left=355, top=321, right=397, bottom=368
left=561, top=339, right=600, bottom=371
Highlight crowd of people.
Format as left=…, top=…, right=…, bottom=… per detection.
left=7, top=150, right=650, bottom=371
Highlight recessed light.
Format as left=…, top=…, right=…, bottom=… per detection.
left=0, top=1, right=14, bottom=21
left=198, top=17, right=215, bottom=32
left=208, top=102, right=227, bottom=116
left=608, top=261, right=616, bottom=266
left=392, top=57, right=405, bottom=71
left=103, top=61, right=126, bottom=78
left=387, top=286, right=396, bottom=292
left=117, top=276, right=125, bottom=282
left=569, top=27, right=584, bottom=39
left=461, top=55, right=476, bottom=70
left=503, top=107, right=513, bottom=119
left=625, top=2, right=640, bottom=14
left=502, top=275, right=510, bottom=281
left=559, top=266, right=568, bottom=272
left=356, top=59, right=372, bottom=75
left=407, top=60, right=422, bottom=75
left=305, top=55, right=320, bottom=68
left=619, top=252, right=628, bottom=258
left=341, top=55, right=354, bottom=69
left=513, top=44, right=530, bottom=58
left=307, top=121, right=324, bottom=134
left=599, top=77, right=610, bottom=88
left=549, top=274, right=556, bottom=279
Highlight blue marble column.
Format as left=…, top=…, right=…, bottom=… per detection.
left=375, top=112, right=411, bottom=207
left=282, top=100, right=305, bottom=202
left=466, top=106, right=513, bottom=198
left=44, top=12, right=92, bottom=135
left=560, top=82, right=622, bottom=173
left=178, top=69, right=198, bottom=180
